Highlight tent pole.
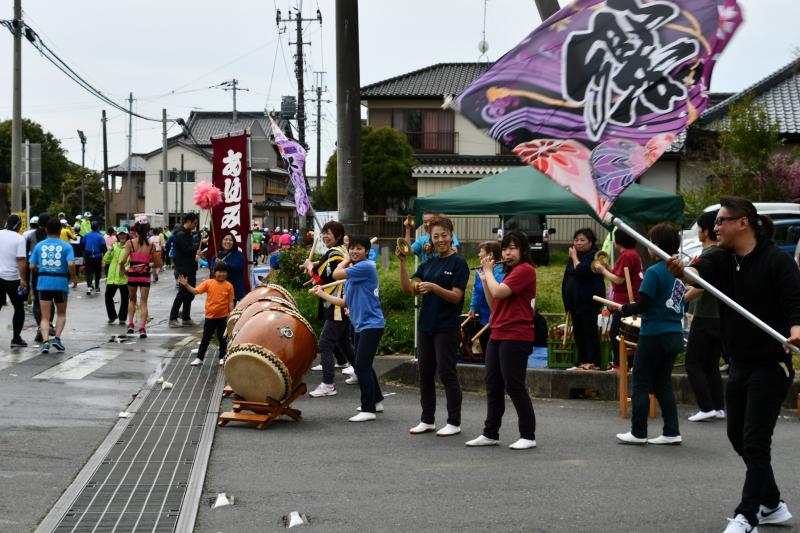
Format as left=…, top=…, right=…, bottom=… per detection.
left=609, top=215, right=799, bottom=353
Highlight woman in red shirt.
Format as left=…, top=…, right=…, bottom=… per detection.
left=466, top=230, right=537, bottom=450
left=596, top=229, right=643, bottom=370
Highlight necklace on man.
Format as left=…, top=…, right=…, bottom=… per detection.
left=733, top=255, right=743, bottom=272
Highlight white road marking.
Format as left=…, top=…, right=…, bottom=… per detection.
left=0, top=350, right=41, bottom=371
left=34, top=348, right=122, bottom=380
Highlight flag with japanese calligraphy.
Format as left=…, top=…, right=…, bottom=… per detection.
left=211, top=132, right=252, bottom=290
left=269, top=118, right=310, bottom=217
left=456, top=0, right=743, bottom=218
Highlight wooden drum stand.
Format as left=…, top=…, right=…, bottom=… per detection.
left=218, top=383, right=307, bottom=430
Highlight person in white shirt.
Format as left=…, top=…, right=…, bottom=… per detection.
left=0, top=214, right=29, bottom=347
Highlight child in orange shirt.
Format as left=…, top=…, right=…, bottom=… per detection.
left=178, top=262, right=235, bottom=367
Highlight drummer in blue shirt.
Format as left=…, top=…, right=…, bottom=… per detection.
left=404, top=211, right=461, bottom=263
left=468, top=241, right=506, bottom=355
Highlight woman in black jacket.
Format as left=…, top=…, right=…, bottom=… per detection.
left=561, top=228, right=605, bottom=369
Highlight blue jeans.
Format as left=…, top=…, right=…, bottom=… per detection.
left=630, top=332, right=682, bottom=439
left=354, top=328, right=384, bottom=413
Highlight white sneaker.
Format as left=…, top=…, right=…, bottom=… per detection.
left=647, top=434, right=682, bottom=445
left=349, top=412, right=376, bottom=422
left=358, top=402, right=384, bottom=413
left=345, top=375, right=359, bottom=385
left=688, top=410, right=717, bottom=422
left=190, top=358, right=203, bottom=366
left=509, top=438, right=537, bottom=450
left=218, top=359, right=224, bottom=366
left=436, top=424, right=461, bottom=437
left=311, top=364, right=322, bottom=371
left=465, top=435, right=500, bottom=447
left=341, top=365, right=355, bottom=376
left=408, top=422, right=436, bottom=435
left=616, top=432, right=647, bottom=445
left=715, top=410, right=726, bottom=419
left=309, top=382, right=337, bottom=397
left=723, top=514, right=757, bottom=533
left=757, top=500, right=792, bottom=525
left=335, top=362, right=348, bottom=368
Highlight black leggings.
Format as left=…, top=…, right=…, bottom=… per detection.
left=483, top=339, right=536, bottom=440
left=0, top=278, right=25, bottom=338
left=198, top=317, right=227, bottom=360
left=685, top=317, right=724, bottom=412
left=105, top=284, right=129, bottom=322
left=417, top=329, right=462, bottom=426
left=84, top=256, right=102, bottom=289
left=572, top=308, right=600, bottom=366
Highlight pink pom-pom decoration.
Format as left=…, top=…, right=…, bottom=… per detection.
left=193, top=180, right=223, bottom=210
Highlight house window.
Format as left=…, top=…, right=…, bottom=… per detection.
left=392, top=109, right=456, bottom=154
left=252, top=176, right=265, bottom=195
left=136, top=179, right=145, bottom=199
left=159, top=170, right=196, bottom=183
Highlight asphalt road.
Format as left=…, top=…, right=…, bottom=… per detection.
left=198, top=365, right=800, bottom=533
left=0, top=272, right=199, bottom=532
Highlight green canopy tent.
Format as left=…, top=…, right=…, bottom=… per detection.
left=413, top=166, right=684, bottom=225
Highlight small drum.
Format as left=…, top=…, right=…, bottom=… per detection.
left=225, top=295, right=296, bottom=340
left=619, top=316, right=641, bottom=347
left=233, top=283, right=297, bottom=315
left=224, top=306, right=317, bottom=402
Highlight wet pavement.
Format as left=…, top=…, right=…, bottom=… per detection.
left=2, top=272, right=800, bottom=532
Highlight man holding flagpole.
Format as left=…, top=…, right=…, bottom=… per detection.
left=668, top=197, right=800, bottom=533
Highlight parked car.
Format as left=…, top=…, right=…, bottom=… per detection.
left=495, top=215, right=555, bottom=265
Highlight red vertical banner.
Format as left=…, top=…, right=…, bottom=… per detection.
left=210, top=132, right=252, bottom=291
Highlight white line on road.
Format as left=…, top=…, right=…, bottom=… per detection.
left=34, top=348, right=122, bottom=380
left=0, top=350, right=41, bottom=371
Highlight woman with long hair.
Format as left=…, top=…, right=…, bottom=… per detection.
left=561, top=228, right=605, bottom=369
left=397, top=215, right=469, bottom=437
left=210, top=231, right=246, bottom=304
left=466, top=231, right=538, bottom=450
left=119, top=221, right=161, bottom=338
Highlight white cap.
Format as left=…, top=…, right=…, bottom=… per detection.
left=76, top=215, right=83, bottom=220
left=83, top=211, right=92, bottom=217
left=30, top=216, right=39, bottom=224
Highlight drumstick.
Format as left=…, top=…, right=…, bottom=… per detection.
left=309, top=279, right=346, bottom=292
left=370, top=236, right=378, bottom=245
left=302, top=278, right=314, bottom=286
left=624, top=266, right=634, bottom=304
left=461, top=315, right=473, bottom=328
left=593, top=295, right=623, bottom=309
left=470, top=323, right=489, bottom=343
left=307, top=235, right=319, bottom=262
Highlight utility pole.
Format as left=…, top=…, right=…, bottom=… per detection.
left=534, top=0, right=560, bottom=21
left=162, top=109, right=169, bottom=230
left=307, top=71, right=331, bottom=192
left=11, top=0, right=23, bottom=213
left=77, top=129, right=86, bottom=214
left=276, top=6, right=322, bottom=147
left=335, top=0, right=363, bottom=235
left=180, top=153, right=185, bottom=215
left=126, top=93, right=133, bottom=223
left=102, top=110, right=110, bottom=226
left=220, top=79, right=249, bottom=122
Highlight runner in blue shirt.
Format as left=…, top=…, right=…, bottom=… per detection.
left=311, top=235, right=385, bottom=422
left=28, top=218, right=77, bottom=354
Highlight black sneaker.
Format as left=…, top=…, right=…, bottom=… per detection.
left=108, top=318, right=117, bottom=324
left=34, top=330, right=43, bottom=343
left=10, top=337, right=27, bottom=348
left=49, top=326, right=56, bottom=336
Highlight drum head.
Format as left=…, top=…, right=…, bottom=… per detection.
left=224, top=344, right=292, bottom=402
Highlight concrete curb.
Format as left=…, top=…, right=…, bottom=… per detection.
left=381, top=361, right=800, bottom=409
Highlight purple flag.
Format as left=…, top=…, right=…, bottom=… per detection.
left=457, top=0, right=743, bottom=217
left=270, top=118, right=310, bottom=217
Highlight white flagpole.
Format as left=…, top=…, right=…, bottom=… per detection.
left=607, top=214, right=799, bottom=353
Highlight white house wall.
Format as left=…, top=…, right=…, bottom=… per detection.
left=143, top=145, right=211, bottom=218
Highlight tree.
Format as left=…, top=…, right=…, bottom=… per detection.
left=317, top=126, right=416, bottom=213
left=47, top=168, right=106, bottom=221
left=0, top=118, right=82, bottom=219
left=682, top=93, right=786, bottom=221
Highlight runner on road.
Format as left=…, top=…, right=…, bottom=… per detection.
left=0, top=214, right=29, bottom=348
left=120, top=220, right=161, bottom=338
left=28, top=218, right=77, bottom=353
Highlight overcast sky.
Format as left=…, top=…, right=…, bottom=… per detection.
left=1, top=0, right=798, bottom=175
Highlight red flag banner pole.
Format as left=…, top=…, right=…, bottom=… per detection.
left=608, top=214, right=799, bottom=354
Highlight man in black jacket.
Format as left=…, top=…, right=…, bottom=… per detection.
left=169, top=213, right=204, bottom=327
left=669, top=196, right=800, bottom=533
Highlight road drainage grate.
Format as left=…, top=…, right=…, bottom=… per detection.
left=43, top=347, right=221, bottom=533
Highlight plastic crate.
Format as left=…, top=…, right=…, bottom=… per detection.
left=547, top=338, right=576, bottom=369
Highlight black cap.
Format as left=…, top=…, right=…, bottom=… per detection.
left=5, top=214, right=21, bottom=231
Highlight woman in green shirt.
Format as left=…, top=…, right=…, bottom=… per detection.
left=103, top=227, right=130, bottom=325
